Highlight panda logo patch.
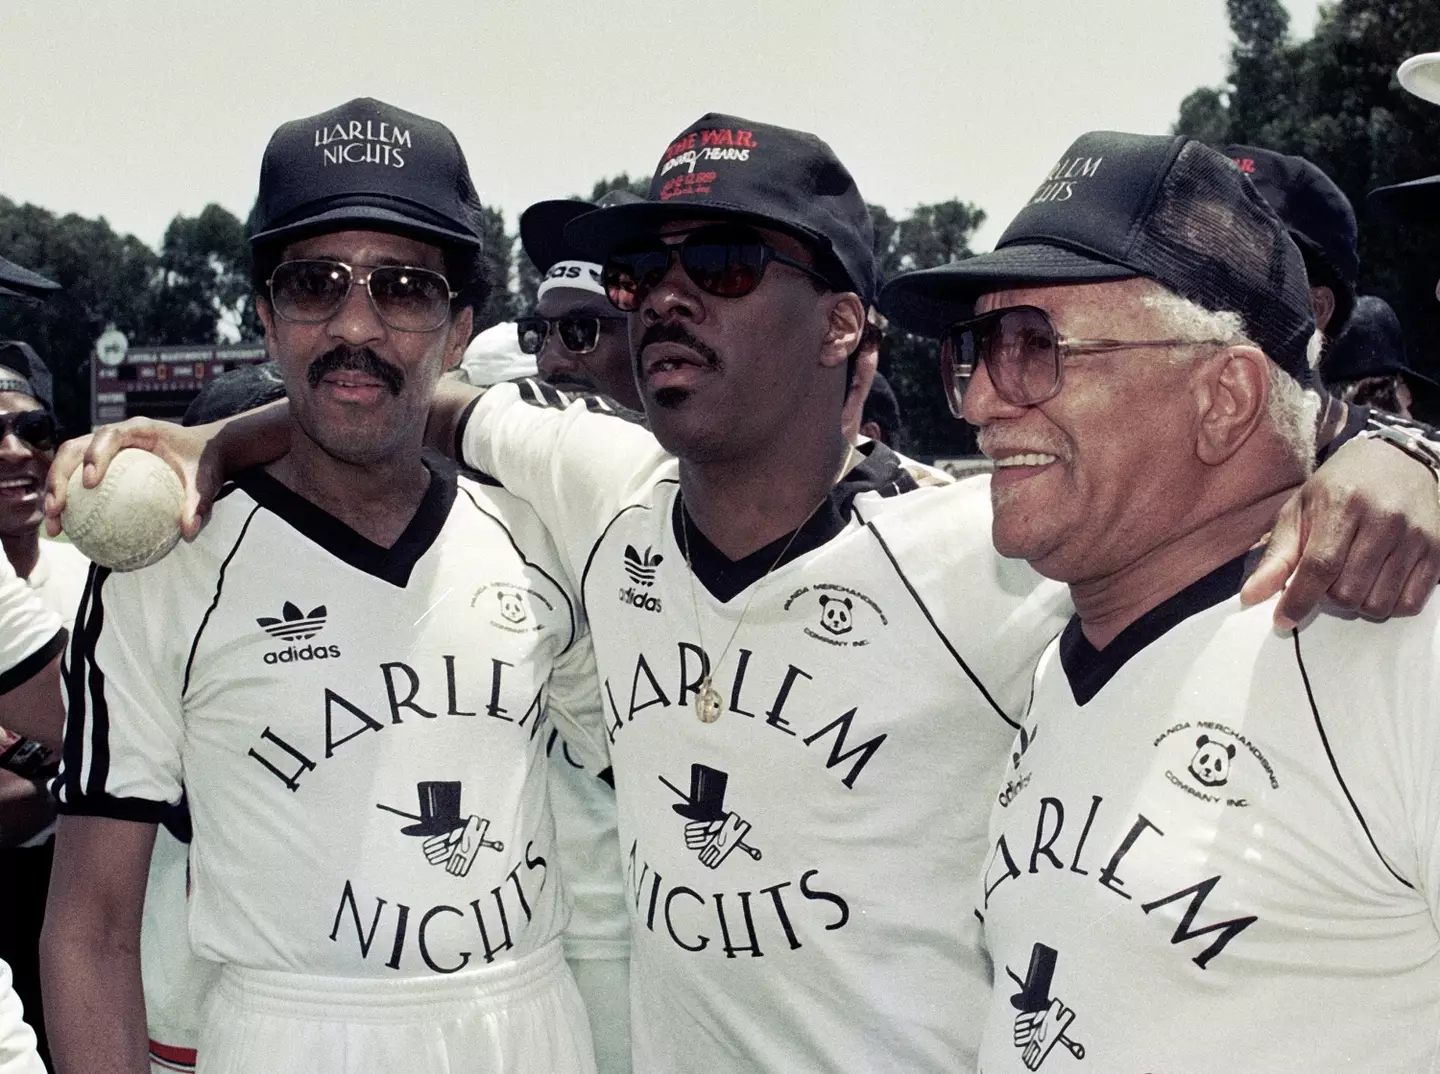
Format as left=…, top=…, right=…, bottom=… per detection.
left=497, top=589, right=528, bottom=625
left=818, top=595, right=853, bottom=636
left=1187, top=734, right=1235, bottom=788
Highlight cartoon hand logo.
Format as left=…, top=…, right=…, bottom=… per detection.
left=1007, top=943, right=1085, bottom=1069
left=378, top=782, right=505, bottom=879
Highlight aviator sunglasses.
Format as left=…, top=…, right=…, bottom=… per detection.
left=939, top=304, right=1229, bottom=416
left=516, top=315, right=626, bottom=356
left=268, top=259, right=457, bottom=333
left=0, top=410, right=57, bottom=451
left=602, top=224, right=834, bottom=311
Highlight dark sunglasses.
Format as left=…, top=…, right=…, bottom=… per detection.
left=602, top=225, right=833, bottom=311
left=268, top=259, right=457, bottom=333
left=939, top=304, right=1228, bottom=416
left=516, top=315, right=624, bottom=356
left=0, top=410, right=56, bottom=450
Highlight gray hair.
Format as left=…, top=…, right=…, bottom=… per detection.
left=1140, top=287, right=1319, bottom=472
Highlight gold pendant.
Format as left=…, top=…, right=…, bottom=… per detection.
left=695, top=678, right=723, bottom=723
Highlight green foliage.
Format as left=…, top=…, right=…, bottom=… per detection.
left=872, top=199, right=987, bottom=457
left=0, top=174, right=989, bottom=454
left=1174, top=0, right=1440, bottom=380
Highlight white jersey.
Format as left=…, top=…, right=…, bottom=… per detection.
left=459, top=383, right=1070, bottom=1073
left=978, top=555, right=1440, bottom=1074
left=0, top=960, right=42, bottom=1074
left=27, top=538, right=88, bottom=629
left=0, top=549, right=63, bottom=693
left=56, top=454, right=606, bottom=979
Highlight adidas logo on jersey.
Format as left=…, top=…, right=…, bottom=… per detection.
left=258, top=602, right=342, bottom=664
left=618, top=586, right=663, bottom=613
left=622, top=545, right=663, bottom=587
left=258, top=602, right=328, bottom=641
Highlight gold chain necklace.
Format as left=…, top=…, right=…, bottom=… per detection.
left=678, top=446, right=858, bottom=724
left=679, top=495, right=818, bottom=723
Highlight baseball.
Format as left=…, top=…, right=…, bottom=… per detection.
left=62, top=449, right=185, bottom=571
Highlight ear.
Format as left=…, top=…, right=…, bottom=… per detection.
left=444, top=306, right=475, bottom=372
left=1196, top=735, right=1209, bottom=748
left=1310, top=285, right=1336, bottom=335
left=256, top=296, right=279, bottom=353
left=1194, top=346, right=1269, bottom=466
left=1225, top=743, right=1236, bottom=758
left=819, top=292, right=866, bottom=370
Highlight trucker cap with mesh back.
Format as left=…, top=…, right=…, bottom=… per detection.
left=879, top=131, right=1317, bottom=382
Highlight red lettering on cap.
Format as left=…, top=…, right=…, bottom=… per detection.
left=1233, top=157, right=1256, bottom=173
left=664, top=133, right=698, bottom=161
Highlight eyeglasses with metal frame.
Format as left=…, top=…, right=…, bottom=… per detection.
left=515, top=314, right=626, bottom=356
left=267, top=259, right=458, bottom=333
left=939, top=304, right=1229, bottom=416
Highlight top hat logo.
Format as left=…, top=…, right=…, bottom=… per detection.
left=670, top=764, right=729, bottom=821
left=396, top=780, right=465, bottom=836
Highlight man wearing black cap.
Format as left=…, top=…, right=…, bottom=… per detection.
left=1322, top=294, right=1439, bottom=421
left=517, top=191, right=640, bottom=407
left=41, top=99, right=604, bottom=1074
left=883, top=130, right=1440, bottom=1073
left=1226, top=145, right=1359, bottom=338
left=61, top=104, right=1440, bottom=1072
left=0, top=340, right=89, bottom=1071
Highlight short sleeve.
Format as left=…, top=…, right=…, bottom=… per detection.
left=53, top=565, right=187, bottom=822
left=0, top=552, right=64, bottom=694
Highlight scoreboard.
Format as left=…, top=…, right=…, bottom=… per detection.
left=90, top=333, right=269, bottom=428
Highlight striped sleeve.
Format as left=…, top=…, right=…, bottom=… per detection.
left=0, top=551, right=64, bottom=694
left=53, top=563, right=186, bottom=822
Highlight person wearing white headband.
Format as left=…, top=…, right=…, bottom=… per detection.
left=518, top=193, right=640, bottom=408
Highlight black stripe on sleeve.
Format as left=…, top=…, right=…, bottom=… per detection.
left=183, top=503, right=261, bottom=696
left=866, top=522, right=1020, bottom=731
left=58, top=564, right=113, bottom=805
left=1293, top=630, right=1415, bottom=890
left=453, top=392, right=484, bottom=467
left=0, top=627, right=66, bottom=694
left=53, top=792, right=172, bottom=824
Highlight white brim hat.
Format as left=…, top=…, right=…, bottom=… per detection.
left=1398, top=51, right=1440, bottom=106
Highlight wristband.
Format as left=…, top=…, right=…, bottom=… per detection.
left=1356, top=424, right=1440, bottom=480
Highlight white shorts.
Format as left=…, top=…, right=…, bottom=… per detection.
left=197, top=941, right=596, bottom=1074
left=143, top=826, right=218, bottom=1074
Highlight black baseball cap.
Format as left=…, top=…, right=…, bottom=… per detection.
left=0, top=341, right=54, bottom=412
left=520, top=189, right=645, bottom=273
left=861, top=372, right=901, bottom=442
left=1225, top=145, right=1357, bottom=333
left=880, top=131, right=1316, bottom=381
left=182, top=361, right=287, bottom=426
left=1320, top=295, right=1437, bottom=388
left=563, top=114, right=877, bottom=303
left=0, top=255, right=59, bottom=301
left=249, top=98, right=485, bottom=251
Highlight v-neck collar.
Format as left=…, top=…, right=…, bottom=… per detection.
left=234, top=449, right=456, bottom=587
left=1059, top=550, right=1256, bottom=706
left=672, top=441, right=918, bottom=602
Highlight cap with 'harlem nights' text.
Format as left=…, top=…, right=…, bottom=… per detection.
left=879, top=131, right=1316, bottom=381
left=249, top=98, right=485, bottom=250
left=563, top=113, right=877, bottom=304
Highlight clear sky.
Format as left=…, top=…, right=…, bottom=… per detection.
left=0, top=0, right=1324, bottom=256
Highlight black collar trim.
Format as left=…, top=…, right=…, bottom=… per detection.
left=671, top=441, right=916, bottom=603
left=1059, top=550, right=1254, bottom=706
left=234, top=450, right=457, bottom=587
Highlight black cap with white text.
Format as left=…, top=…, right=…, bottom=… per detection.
left=880, top=131, right=1316, bottom=381
left=250, top=98, right=485, bottom=250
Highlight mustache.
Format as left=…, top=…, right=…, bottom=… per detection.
left=306, top=346, right=404, bottom=396
left=635, top=322, right=722, bottom=371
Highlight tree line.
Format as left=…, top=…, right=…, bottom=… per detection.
left=0, top=181, right=985, bottom=453
left=13, top=0, right=1436, bottom=456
